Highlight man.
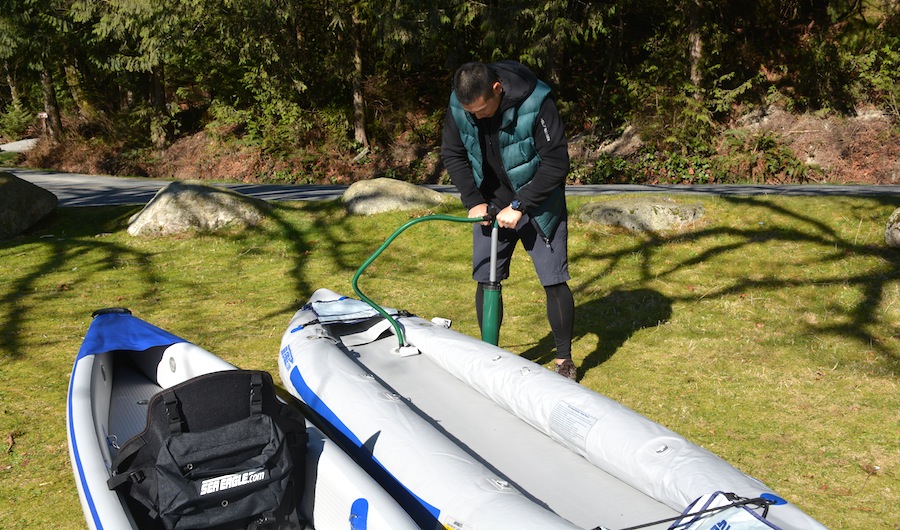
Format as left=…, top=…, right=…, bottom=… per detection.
left=441, top=60, right=577, bottom=380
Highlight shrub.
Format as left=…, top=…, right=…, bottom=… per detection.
left=0, top=104, right=33, bottom=141
left=713, top=130, right=816, bottom=184
left=577, top=130, right=816, bottom=185
left=857, top=39, right=900, bottom=122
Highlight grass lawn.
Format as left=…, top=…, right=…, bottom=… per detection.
left=1, top=192, right=898, bottom=529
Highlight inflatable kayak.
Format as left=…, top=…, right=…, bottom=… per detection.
left=278, top=289, right=827, bottom=530
left=67, top=308, right=419, bottom=530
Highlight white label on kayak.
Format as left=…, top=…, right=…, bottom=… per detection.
left=550, top=401, right=597, bottom=449
left=198, top=468, right=268, bottom=495
left=280, top=345, right=294, bottom=369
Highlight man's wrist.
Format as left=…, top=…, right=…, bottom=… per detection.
left=510, top=198, right=526, bottom=212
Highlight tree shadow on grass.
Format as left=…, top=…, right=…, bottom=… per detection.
left=0, top=205, right=152, bottom=359
left=570, top=194, right=900, bottom=376
left=521, top=288, right=673, bottom=380
left=263, top=200, right=473, bottom=317
left=257, top=199, right=392, bottom=323
left=0, top=195, right=434, bottom=362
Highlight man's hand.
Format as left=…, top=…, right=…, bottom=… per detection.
left=496, top=206, right=523, bottom=229
left=468, top=203, right=491, bottom=226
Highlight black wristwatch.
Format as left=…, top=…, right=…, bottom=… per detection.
left=510, top=199, right=526, bottom=212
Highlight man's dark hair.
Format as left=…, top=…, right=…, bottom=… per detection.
left=453, top=62, right=500, bottom=105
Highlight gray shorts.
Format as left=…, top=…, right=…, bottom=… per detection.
left=472, top=214, right=570, bottom=287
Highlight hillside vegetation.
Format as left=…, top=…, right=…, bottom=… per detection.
left=2, top=1, right=900, bottom=183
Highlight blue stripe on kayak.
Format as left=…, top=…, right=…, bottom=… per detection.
left=70, top=310, right=184, bottom=529
left=77, top=312, right=183, bottom=360
left=350, top=498, right=368, bottom=530
left=67, top=358, right=103, bottom=530
left=289, top=365, right=365, bottom=447
left=288, top=365, right=442, bottom=523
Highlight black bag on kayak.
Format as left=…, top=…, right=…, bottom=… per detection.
left=108, top=370, right=308, bottom=530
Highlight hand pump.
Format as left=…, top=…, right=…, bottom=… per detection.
left=480, top=216, right=501, bottom=345
left=352, top=212, right=502, bottom=353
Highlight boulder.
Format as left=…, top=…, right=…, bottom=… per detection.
left=598, top=125, right=643, bottom=156
left=343, top=177, right=452, bottom=215
left=0, top=171, right=58, bottom=238
left=579, top=197, right=704, bottom=232
left=885, top=207, right=900, bottom=248
left=0, top=138, right=39, bottom=153
left=127, top=181, right=269, bottom=236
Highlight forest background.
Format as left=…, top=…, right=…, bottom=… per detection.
left=2, top=0, right=900, bottom=186
left=2, top=4, right=900, bottom=529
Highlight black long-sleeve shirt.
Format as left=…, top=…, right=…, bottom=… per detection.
left=441, top=61, right=570, bottom=213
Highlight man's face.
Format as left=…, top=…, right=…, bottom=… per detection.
left=462, top=82, right=503, bottom=119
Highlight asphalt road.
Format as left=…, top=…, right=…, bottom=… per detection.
left=5, top=167, right=900, bottom=207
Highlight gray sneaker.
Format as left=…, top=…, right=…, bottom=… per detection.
left=555, top=359, right=577, bottom=381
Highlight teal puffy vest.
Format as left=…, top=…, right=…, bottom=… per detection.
left=449, top=81, right=565, bottom=240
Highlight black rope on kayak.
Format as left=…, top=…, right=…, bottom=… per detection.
left=591, top=493, right=775, bottom=530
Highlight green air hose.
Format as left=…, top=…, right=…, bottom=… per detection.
left=351, top=213, right=495, bottom=350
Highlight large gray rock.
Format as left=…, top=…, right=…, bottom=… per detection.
left=0, top=138, right=39, bottom=153
left=579, top=197, right=704, bottom=232
left=0, top=171, right=58, bottom=238
left=885, top=208, right=900, bottom=248
left=127, top=181, right=269, bottom=236
left=343, top=177, right=452, bottom=215
left=598, top=125, right=643, bottom=156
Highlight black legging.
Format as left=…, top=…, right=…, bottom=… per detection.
left=476, top=282, right=574, bottom=360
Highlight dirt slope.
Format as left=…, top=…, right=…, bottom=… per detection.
left=18, top=107, right=900, bottom=185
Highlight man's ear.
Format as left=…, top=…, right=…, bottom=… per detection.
left=492, top=81, right=503, bottom=96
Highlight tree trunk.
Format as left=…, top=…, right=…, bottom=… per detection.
left=153, top=63, right=166, bottom=112
left=547, top=49, right=561, bottom=89
left=4, top=61, right=20, bottom=108
left=150, top=64, right=168, bottom=149
left=65, top=60, right=98, bottom=120
left=688, top=0, right=703, bottom=91
left=351, top=12, right=369, bottom=148
left=40, top=61, right=63, bottom=142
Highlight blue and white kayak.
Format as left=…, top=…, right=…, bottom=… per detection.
left=67, top=308, right=419, bottom=530
left=278, top=288, right=828, bottom=530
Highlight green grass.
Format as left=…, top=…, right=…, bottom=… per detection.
left=0, top=151, right=20, bottom=166
left=1, top=194, right=898, bottom=529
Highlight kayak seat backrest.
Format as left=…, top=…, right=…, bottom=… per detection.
left=107, top=370, right=308, bottom=530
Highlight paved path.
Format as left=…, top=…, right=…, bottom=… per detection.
left=4, top=167, right=900, bottom=207
left=3, top=168, right=351, bottom=206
